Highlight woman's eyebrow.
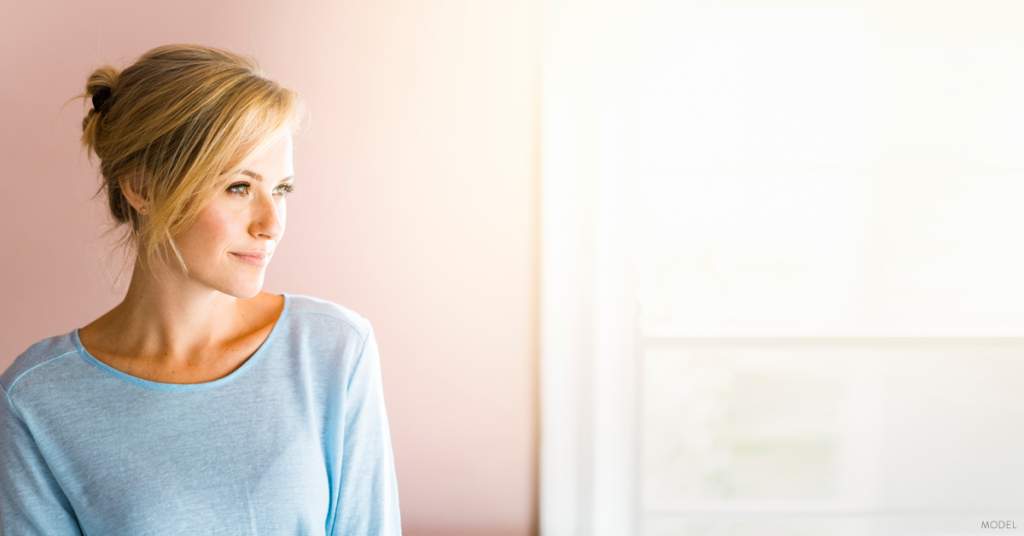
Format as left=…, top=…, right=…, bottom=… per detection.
left=239, top=170, right=295, bottom=182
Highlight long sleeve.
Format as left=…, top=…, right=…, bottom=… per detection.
left=0, top=387, right=82, bottom=536
left=329, top=326, right=402, bottom=536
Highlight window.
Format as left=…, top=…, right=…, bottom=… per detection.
left=542, top=2, right=1024, bottom=535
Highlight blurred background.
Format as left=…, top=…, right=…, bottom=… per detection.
left=541, top=1, right=1024, bottom=535
left=5, top=0, right=1024, bottom=535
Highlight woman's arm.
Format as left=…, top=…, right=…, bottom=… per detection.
left=0, top=388, right=82, bottom=535
left=329, top=326, right=402, bottom=536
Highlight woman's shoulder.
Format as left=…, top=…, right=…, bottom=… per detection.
left=1, top=332, right=78, bottom=397
left=283, top=294, right=373, bottom=343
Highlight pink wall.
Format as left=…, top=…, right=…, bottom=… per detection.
left=0, top=1, right=539, bottom=534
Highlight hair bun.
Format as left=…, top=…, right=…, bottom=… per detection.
left=80, top=64, right=122, bottom=156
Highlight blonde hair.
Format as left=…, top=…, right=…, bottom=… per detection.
left=79, top=44, right=305, bottom=274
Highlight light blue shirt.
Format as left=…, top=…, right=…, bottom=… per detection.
left=0, top=294, right=401, bottom=535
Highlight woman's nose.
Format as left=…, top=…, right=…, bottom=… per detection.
left=251, top=192, right=285, bottom=240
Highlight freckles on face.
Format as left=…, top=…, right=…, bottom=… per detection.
left=172, top=188, right=276, bottom=297
left=187, top=201, right=245, bottom=270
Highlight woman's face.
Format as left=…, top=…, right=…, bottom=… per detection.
left=171, top=130, right=294, bottom=299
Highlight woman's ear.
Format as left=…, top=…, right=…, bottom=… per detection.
left=118, top=174, right=149, bottom=213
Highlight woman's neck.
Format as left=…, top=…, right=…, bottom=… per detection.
left=79, top=260, right=283, bottom=384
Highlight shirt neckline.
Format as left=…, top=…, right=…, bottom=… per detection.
left=70, top=293, right=292, bottom=392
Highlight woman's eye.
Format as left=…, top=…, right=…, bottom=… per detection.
left=228, top=182, right=250, bottom=195
left=274, top=183, right=295, bottom=196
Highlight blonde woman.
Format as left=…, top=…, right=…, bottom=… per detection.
left=0, top=45, right=401, bottom=535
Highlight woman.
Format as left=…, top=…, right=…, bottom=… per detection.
left=0, top=45, right=401, bottom=535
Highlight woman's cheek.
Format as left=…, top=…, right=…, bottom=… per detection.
left=199, top=204, right=243, bottom=243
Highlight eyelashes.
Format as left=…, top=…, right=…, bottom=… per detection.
left=227, top=182, right=295, bottom=196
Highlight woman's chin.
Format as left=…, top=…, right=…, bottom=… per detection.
left=216, top=278, right=265, bottom=300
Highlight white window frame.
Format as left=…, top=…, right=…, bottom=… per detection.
left=540, top=0, right=639, bottom=534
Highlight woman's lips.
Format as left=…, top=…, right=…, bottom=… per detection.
left=230, top=252, right=271, bottom=266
